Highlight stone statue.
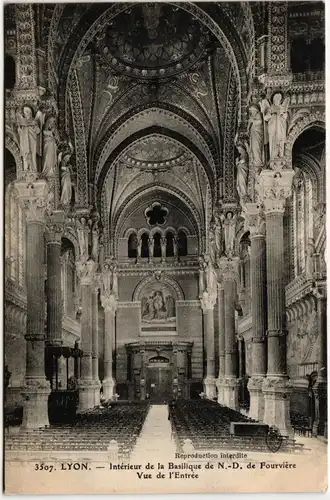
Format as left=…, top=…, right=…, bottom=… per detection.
left=60, top=152, right=74, bottom=206
left=91, top=223, right=99, bottom=262
left=214, top=213, right=223, bottom=258
left=42, top=116, right=58, bottom=177
left=206, top=258, right=217, bottom=295
left=235, top=142, right=249, bottom=204
left=111, top=262, right=118, bottom=297
left=198, top=256, right=207, bottom=295
left=264, top=92, right=290, bottom=160
left=223, top=211, right=237, bottom=258
left=16, top=105, right=41, bottom=172
left=77, top=218, right=89, bottom=261
left=248, top=103, right=264, bottom=167
left=305, top=238, right=316, bottom=277
left=101, top=262, right=112, bottom=296
left=161, top=237, right=167, bottom=259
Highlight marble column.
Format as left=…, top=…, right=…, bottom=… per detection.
left=312, top=285, right=327, bottom=437
left=259, top=168, right=294, bottom=435
left=76, top=260, right=98, bottom=410
left=219, top=258, right=239, bottom=409
left=92, top=278, right=101, bottom=406
left=15, top=180, right=50, bottom=429
left=245, top=204, right=267, bottom=421
left=101, top=293, right=117, bottom=401
left=46, top=218, right=64, bottom=346
left=201, top=292, right=217, bottom=399
left=216, top=283, right=225, bottom=403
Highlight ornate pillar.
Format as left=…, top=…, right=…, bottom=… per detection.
left=92, top=277, right=101, bottom=406
left=259, top=167, right=294, bottom=435
left=45, top=216, right=64, bottom=346
left=100, top=293, right=117, bottom=401
left=76, top=260, right=98, bottom=410
left=216, top=282, right=225, bottom=403
left=312, top=285, right=327, bottom=437
left=245, top=203, right=267, bottom=421
left=219, top=258, right=240, bottom=409
left=201, top=292, right=217, bottom=399
left=15, top=180, right=50, bottom=428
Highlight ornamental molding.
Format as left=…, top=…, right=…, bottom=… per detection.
left=117, top=302, right=141, bottom=309
left=218, top=257, right=240, bottom=283
left=176, top=300, right=200, bottom=308
left=5, top=135, right=23, bottom=172
left=14, top=179, right=50, bottom=222
left=257, top=169, right=295, bottom=215
left=243, top=203, right=265, bottom=237
left=76, top=259, right=98, bottom=285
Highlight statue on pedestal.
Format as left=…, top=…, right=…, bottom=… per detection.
left=264, top=92, right=290, bottom=160
left=16, top=105, right=42, bottom=173
left=42, top=116, right=58, bottom=178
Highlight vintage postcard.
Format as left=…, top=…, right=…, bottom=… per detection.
left=4, top=0, right=327, bottom=494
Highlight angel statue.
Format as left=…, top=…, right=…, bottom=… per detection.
left=222, top=211, right=237, bottom=259
left=248, top=103, right=264, bottom=167
left=263, top=92, right=290, bottom=160
left=42, top=116, right=59, bottom=178
left=16, top=105, right=43, bottom=172
left=91, top=221, right=99, bottom=262
left=60, top=143, right=74, bottom=206
left=235, top=141, right=249, bottom=205
left=77, top=217, right=89, bottom=262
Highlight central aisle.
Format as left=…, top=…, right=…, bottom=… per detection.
left=130, top=404, right=177, bottom=462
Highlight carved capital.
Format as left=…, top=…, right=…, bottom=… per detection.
left=243, top=203, right=265, bottom=237
left=14, top=179, right=50, bottom=223
left=200, top=290, right=217, bottom=311
left=257, top=169, right=295, bottom=215
left=45, top=212, right=65, bottom=244
left=76, top=259, right=98, bottom=285
left=101, top=293, right=117, bottom=314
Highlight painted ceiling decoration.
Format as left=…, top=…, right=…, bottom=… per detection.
left=94, top=3, right=211, bottom=80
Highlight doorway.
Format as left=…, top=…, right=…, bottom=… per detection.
left=147, top=365, right=172, bottom=403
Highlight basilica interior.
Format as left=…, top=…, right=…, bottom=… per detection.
left=4, top=1, right=326, bottom=443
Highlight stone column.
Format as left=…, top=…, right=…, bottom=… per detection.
left=201, top=292, right=217, bottom=399
left=15, top=180, right=50, bottom=429
left=219, top=258, right=240, bottom=409
left=172, top=343, right=179, bottom=397
left=216, top=283, right=225, bottom=404
left=245, top=203, right=267, bottom=421
left=45, top=217, right=64, bottom=346
left=92, top=278, right=101, bottom=406
left=100, top=293, right=117, bottom=401
left=259, top=168, right=294, bottom=435
left=312, top=285, right=327, bottom=437
left=140, top=344, right=146, bottom=400
left=76, top=260, right=98, bottom=410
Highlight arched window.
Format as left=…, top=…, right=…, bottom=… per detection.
left=166, top=232, right=174, bottom=257
left=128, top=233, right=138, bottom=259
left=178, top=230, right=187, bottom=257
left=153, top=233, right=161, bottom=258
left=141, top=233, right=149, bottom=258
left=4, top=55, right=15, bottom=90
left=5, top=184, right=26, bottom=287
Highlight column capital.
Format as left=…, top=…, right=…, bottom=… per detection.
left=258, top=169, right=295, bottom=215
left=101, top=293, right=117, bottom=314
left=219, top=257, right=240, bottom=283
left=200, top=291, right=216, bottom=311
left=243, top=203, right=265, bottom=238
left=14, top=179, right=50, bottom=223
left=45, top=212, right=65, bottom=244
left=76, top=259, right=98, bottom=285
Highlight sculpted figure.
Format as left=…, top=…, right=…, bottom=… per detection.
left=209, top=227, right=217, bottom=268
left=223, top=211, right=236, bottom=258
left=206, top=258, right=217, bottom=295
left=77, top=218, right=89, bottom=261
left=60, top=153, right=74, bottom=206
left=102, top=262, right=112, bottom=296
left=214, top=213, right=223, bottom=258
left=91, top=223, right=99, bottom=262
left=236, top=142, right=249, bottom=204
left=264, top=92, right=290, bottom=160
left=16, top=105, right=41, bottom=172
left=42, top=116, right=58, bottom=177
left=248, top=104, right=264, bottom=167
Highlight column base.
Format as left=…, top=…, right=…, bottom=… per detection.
left=103, top=378, right=116, bottom=401
left=6, top=385, right=23, bottom=408
left=220, top=377, right=239, bottom=410
left=21, top=382, right=50, bottom=429
left=262, top=376, right=293, bottom=436
left=248, top=376, right=265, bottom=421
left=216, top=377, right=224, bottom=404
left=78, top=380, right=96, bottom=411
left=204, top=377, right=217, bottom=400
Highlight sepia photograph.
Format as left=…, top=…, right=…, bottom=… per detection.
left=3, top=1, right=327, bottom=494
